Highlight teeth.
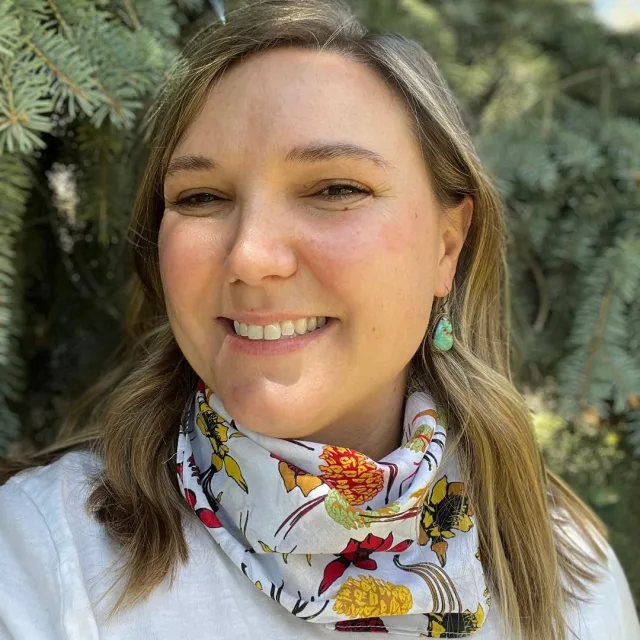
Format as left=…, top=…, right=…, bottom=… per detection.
left=263, top=324, right=281, bottom=340
left=247, top=325, right=264, bottom=340
left=281, top=320, right=295, bottom=336
left=232, top=316, right=328, bottom=340
left=294, top=318, right=308, bottom=335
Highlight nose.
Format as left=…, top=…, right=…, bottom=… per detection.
left=226, top=202, right=298, bottom=286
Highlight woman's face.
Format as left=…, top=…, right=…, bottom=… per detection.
left=159, top=47, right=471, bottom=443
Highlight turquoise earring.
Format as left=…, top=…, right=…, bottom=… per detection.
left=429, top=285, right=454, bottom=352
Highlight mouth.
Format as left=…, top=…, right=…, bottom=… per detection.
left=218, top=316, right=338, bottom=342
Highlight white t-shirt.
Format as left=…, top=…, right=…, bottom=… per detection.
left=0, top=451, right=638, bottom=640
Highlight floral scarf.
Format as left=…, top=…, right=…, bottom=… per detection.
left=176, top=382, right=490, bottom=636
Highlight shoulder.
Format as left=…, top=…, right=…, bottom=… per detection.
left=3, top=448, right=102, bottom=494
left=0, top=447, right=104, bottom=549
left=1, top=448, right=102, bottom=524
left=0, top=450, right=104, bottom=639
left=0, top=449, right=105, bottom=567
left=555, top=513, right=640, bottom=639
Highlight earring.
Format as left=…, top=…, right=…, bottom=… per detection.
left=429, top=285, right=454, bottom=352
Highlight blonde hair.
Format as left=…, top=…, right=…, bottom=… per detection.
left=1, top=1, right=607, bottom=637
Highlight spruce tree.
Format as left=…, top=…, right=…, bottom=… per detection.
left=0, top=0, right=225, bottom=452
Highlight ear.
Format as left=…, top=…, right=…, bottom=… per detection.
left=435, top=195, right=473, bottom=298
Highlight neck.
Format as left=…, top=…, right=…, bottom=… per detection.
left=305, top=372, right=408, bottom=461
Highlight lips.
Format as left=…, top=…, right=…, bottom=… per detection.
left=219, top=316, right=336, bottom=356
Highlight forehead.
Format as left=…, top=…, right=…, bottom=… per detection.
left=173, top=47, right=418, bottom=161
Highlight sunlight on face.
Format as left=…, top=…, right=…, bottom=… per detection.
left=159, top=48, right=447, bottom=443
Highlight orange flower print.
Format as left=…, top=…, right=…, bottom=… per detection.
left=319, top=446, right=384, bottom=506
left=419, top=475, right=474, bottom=566
left=333, top=575, right=413, bottom=618
left=271, top=453, right=323, bottom=497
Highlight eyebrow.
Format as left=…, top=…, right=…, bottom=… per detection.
left=285, top=142, right=392, bottom=169
left=165, top=142, right=392, bottom=179
left=165, top=154, right=216, bottom=178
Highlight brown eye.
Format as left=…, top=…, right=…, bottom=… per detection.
left=172, top=193, right=222, bottom=208
left=315, top=183, right=370, bottom=201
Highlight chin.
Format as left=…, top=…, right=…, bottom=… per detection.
left=231, top=405, right=315, bottom=439
left=211, top=378, right=328, bottom=430
left=217, top=381, right=324, bottom=440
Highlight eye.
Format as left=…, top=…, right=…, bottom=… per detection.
left=168, top=192, right=223, bottom=208
left=315, top=183, right=371, bottom=201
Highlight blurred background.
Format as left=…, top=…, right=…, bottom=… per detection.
left=0, top=0, right=639, bottom=606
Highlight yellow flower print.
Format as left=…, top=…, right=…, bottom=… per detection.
left=418, top=475, right=474, bottom=566
left=425, top=604, right=485, bottom=637
left=333, top=575, right=413, bottom=619
left=197, top=407, right=248, bottom=493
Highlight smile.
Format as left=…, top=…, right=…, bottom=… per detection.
left=220, top=316, right=336, bottom=356
left=232, top=316, right=328, bottom=341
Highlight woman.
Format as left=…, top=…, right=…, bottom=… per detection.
left=1, top=1, right=638, bottom=638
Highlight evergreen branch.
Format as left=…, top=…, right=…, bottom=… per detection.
left=0, top=54, right=54, bottom=154
left=94, top=79, right=124, bottom=120
left=46, top=0, right=72, bottom=37
left=24, top=27, right=104, bottom=118
left=0, top=155, right=29, bottom=413
left=0, top=0, right=21, bottom=57
left=120, top=0, right=179, bottom=38
left=526, top=244, right=551, bottom=333
left=602, top=351, right=631, bottom=402
left=515, top=62, right=639, bottom=126
left=174, top=0, right=204, bottom=10
left=551, top=66, right=607, bottom=94
left=600, top=67, right=611, bottom=122
left=71, top=9, right=166, bottom=127
left=123, top=0, right=142, bottom=31
left=25, top=39, right=89, bottom=103
left=578, top=264, right=616, bottom=413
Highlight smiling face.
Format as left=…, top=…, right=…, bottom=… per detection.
left=159, top=47, right=471, bottom=455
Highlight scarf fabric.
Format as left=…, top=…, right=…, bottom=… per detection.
left=176, top=382, right=489, bottom=636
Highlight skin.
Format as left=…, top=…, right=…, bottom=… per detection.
left=159, top=48, right=472, bottom=461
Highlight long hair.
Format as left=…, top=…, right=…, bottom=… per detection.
left=1, top=1, right=607, bottom=637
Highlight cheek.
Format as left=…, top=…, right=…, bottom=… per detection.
left=307, top=205, right=434, bottom=311
left=158, top=213, right=219, bottom=316
left=301, top=205, right=435, bottom=369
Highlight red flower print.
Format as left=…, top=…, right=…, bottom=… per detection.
left=184, top=488, right=197, bottom=508
left=196, top=508, right=222, bottom=528
left=186, top=453, right=199, bottom=478
left=335, top=617, right=388, bottom=632
left=177, top=462, right=184, bottom=482
left=318, top=533, right=412, bottom=595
